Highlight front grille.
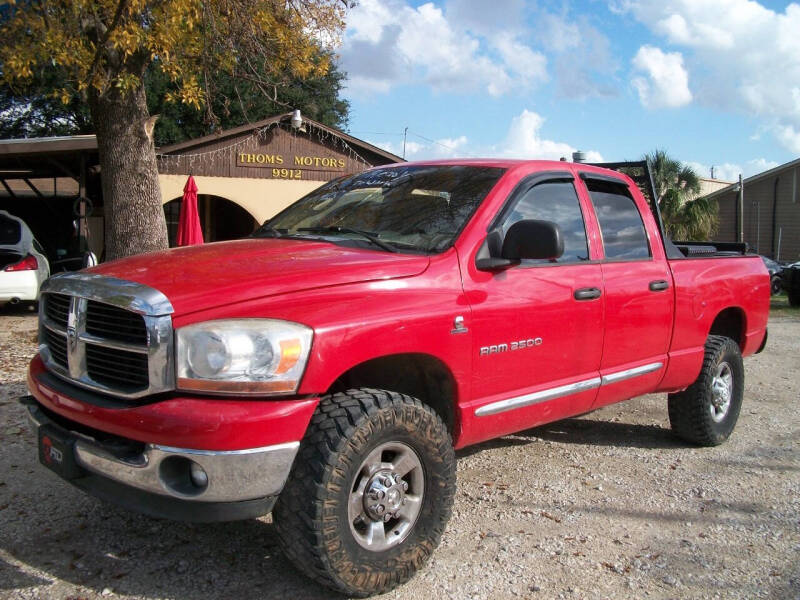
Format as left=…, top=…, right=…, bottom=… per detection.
left=44, top=328, right=68, bottom=369
left=44, top=293, right=70, bottom=328
left=86, top=344, right=150, bottom=390
left=86, top=300, right=148, bottom=345
left=38, top=275, right=174, bottom=400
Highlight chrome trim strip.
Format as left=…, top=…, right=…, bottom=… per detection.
left=475, top=377, right=602, bottom=417
left=78, top=331, right=150, bottom=354
left=42, top=272, right=174, bottom=316
left=153, top=442, right=299, bottom=456
left=475, top=361, right=665, bottom=417
left=601, top=362, right=663, bottom=385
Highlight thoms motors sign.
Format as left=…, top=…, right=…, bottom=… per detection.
left=236, top=152, right=346, bottom=179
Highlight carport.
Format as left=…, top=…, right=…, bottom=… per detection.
left=0, top=136, right=103, bottom=268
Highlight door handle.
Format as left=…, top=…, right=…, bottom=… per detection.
left=649, top=280, right=669, bottom=292
left=574, top=287, right=602, bottom=301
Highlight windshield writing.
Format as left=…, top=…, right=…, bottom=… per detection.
left=258, top=165, right=506, bottom=253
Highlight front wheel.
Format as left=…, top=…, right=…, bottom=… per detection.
left=273, top=388, right=456, bottom=597
left=668, top=335, right=744, bottom=446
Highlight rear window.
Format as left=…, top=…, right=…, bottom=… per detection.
left=0, top=215, right=21, bottom=245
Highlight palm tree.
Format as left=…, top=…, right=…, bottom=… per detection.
left=646, top=149, right=718, bottom=241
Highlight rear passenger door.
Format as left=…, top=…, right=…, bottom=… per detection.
left=579, top=173, right=673, bottom=408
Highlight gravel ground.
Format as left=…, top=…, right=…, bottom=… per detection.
left=1, top=302, right=798, bottom=600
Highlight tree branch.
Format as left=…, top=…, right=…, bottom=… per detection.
left=84, top=0, right=130, bottom=92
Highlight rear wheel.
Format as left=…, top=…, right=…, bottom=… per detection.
left=273, top=388, right=456, bottom=597
left=770, top=276, right=781, bottom=296
left=668, top=335, right=744, bottom=446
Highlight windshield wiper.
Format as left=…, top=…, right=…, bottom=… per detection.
left=297, top=226, right=397, bottom=253
left=253, top=224, right=286, bottom=238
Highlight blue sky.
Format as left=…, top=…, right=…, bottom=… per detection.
left=336, top=0, right=800, bottom=181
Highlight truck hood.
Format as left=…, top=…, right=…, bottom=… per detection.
left=87, top=238, right=430, bottom=316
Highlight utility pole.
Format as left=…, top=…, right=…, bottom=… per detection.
left=737, top=174, right=744, bottom=243
left=403, top=127, right=408, bottom=160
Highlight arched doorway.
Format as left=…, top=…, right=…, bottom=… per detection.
left=164, top=195, right=258, bottom=247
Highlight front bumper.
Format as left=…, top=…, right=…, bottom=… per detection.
left=22, top=396, right=300, bottom=522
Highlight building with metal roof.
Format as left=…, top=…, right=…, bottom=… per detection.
left=700, top=157, right=800, bottom=262
left=0, top=113, right=401, bottom=265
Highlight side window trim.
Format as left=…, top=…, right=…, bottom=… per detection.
left=490, top=172, right=591, bottom=266
left=580, top=174, right=652, bottom=261
left=488, top=171, right=576, bottom=232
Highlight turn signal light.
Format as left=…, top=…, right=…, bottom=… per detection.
left=4, top=255, right=38, bottom=272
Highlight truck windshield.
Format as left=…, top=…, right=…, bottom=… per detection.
left=256, top=165, right=506, bottom=253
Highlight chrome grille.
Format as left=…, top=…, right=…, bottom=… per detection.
left=43, top=328, right=68, bottom=369
left=44, top=293, right=70, bottom=327
left=38, top=273, right=175, bottom=400
left=86, top=344, right=150, bottom=390
left=86, top=300, right=148, bottom=345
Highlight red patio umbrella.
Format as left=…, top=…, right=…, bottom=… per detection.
left=176, top=175, right=204, bottom=246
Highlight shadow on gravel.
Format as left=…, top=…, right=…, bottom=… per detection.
left=458, top=417, right=683, bottom=458
left=2, top=495, right=344, bottom=599
left=0, top=302, right=38, bottom=316
left=0, top=557, right=51, bottom=590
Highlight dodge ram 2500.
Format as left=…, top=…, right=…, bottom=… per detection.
left=22, top=159, right=769, bottom=596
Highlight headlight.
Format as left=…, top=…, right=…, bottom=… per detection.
left=176, top=319, right=313, bottom=395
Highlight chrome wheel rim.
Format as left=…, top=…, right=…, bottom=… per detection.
left=348, top=441, right=424, bottom=552
left=709, top=362, right=733, bottom=423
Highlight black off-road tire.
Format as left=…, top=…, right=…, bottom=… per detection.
left=273, top=388, right=456, bottom=597
left=770, top=276, right=781, bottom=296
left=668, top=335, right=744, bottom=446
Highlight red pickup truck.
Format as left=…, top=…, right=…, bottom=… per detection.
left=23, top=159, right=769, bottom=596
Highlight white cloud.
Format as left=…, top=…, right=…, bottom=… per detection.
left=775, top=125, right=800, bottom=154
left=685, top=158, right=780, bottom=181
left=499, top=110, right=604, bottom=161
left=340, top=0, right=547, bottom=97
left=537, top=13, right=619, bottom=100
left=616, top=1, right=800, bottom=152
left=370, top=110, right=603, bottom=162
left=444, top=0, right=527, bottom=37
left=631, top=45, right=692, bottom=109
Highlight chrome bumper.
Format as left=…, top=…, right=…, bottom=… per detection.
left=25, top=401, right=299, bottom=503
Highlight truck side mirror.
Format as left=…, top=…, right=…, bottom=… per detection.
left=475, top=219, right=565, bottom=271
left=501, top=219, right=564, bottom=261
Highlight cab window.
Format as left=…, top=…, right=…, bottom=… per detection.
left=586, top=180, right=650, bottom=260
left=500, top=180, right=589, bottom=264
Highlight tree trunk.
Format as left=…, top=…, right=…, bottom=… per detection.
left=89, top=83, right=168, bottom=261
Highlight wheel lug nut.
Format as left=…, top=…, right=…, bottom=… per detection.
left=382, top=476, right=392, bottom=486
left=376, top=490, right=385, bottom=500
left=375, top=504, right=385, bottom=515
left=402, top=481, right=408, bottom=491
left=402, top=498, right=407, bottom=505
left=383, top=513, right=392, bottom=522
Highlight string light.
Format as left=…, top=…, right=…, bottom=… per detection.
left=155, top=120, right=374, bottom=174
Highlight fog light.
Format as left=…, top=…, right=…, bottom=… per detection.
left=189, top=462, right=208, bottom=488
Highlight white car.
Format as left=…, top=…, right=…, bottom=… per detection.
left=0, top=210, right=50, bottom=307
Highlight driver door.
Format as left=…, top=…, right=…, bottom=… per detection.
left=462, top=174, right=604, bottom=440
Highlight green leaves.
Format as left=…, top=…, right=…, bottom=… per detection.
left=646, top=149, right=717, bottom=242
